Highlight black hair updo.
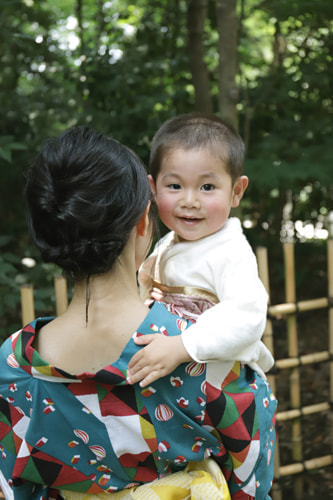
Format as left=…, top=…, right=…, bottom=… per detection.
left=25, top=126, right=151, bottom=280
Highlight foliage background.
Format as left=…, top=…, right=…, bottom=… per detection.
left=0, top=1, right=332, bottom=496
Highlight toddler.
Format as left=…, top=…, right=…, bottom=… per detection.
left=128, top=113, right=274, bottom=387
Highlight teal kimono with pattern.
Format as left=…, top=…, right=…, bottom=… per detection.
left=0, top=302, right=277, bottom=499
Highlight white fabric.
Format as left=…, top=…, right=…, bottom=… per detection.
left=139, top=217, right=274, bottom=378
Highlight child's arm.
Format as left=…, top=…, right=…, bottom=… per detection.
left=127, top=334, right=192, bottom=387
left=181, top=248, right=274, bottom=371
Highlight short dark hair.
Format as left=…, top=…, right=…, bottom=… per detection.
left=26, top=126, right=152, bottom=280
left=149, top=113, right=245, bottom=184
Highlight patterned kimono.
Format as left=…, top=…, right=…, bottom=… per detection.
left=0, top=303, right=276, bottom=499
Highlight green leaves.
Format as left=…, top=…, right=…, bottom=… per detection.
left=0, top=0, right=332, bottom=337
left=0, top=136, right=26, bottom=163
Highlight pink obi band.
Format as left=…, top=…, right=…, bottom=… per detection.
left=151, top=280, right=219, bottom=321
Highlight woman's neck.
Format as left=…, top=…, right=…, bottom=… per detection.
left=35, top=255, right=150, bottom=374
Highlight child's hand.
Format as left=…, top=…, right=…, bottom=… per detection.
left=127, top=334, right=192, bottom=387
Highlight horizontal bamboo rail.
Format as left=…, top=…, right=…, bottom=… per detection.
left=279, top=454, right=333, bottom=477
left=275, top=350, right=330, bottom=369
left=268, top=297, right=329, bottom=316
left=276, top=401, right=330, bottom=422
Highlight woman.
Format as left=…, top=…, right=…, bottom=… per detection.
left=0, top=127, right=276, bottom=499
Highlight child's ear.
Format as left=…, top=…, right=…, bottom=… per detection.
left=137, top=202, right=151, bottom=236
left=232, top=176, right=248, bottom=207
left=148, top=175, right=157, bottom=196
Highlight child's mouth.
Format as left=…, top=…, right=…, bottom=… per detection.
left=179, top=217, right=201, bottom=225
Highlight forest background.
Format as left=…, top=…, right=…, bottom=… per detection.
left=0, top=0, right=332, bottom=496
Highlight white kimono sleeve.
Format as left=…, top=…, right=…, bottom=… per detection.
left=181, top=245, right=274, bottom=373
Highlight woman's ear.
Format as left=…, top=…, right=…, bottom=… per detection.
left=148, top=175, right=156, bottom=196
left=232, top=176, right=249, bottom=207
left=137, top=202, right=151, bottom=237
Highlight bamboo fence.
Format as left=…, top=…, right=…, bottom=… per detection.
left=19, top=237, right=333, bottom=498
left=257, top=236, right=333, bottom=500
left=20, top=275, right=68, bottom=326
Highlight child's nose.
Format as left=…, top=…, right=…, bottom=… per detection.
left=180, top=189, right=200, bottom=208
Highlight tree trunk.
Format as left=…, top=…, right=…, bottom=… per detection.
left=216, top=0, right=239, bottom=128
left=76, top=0, right=85, bottom=55
left=95, top=0, right=106, bottom=49
left=273, top=21, right=286, bottom=68
left=187, top=0, right=213, bottom=113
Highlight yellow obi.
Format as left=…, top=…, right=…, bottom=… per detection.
left=60, top=459, right=230, bottom=500
left=151, top=280, right=219, bottom=303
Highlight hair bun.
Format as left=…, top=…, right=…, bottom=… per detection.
left=25, top=127, right=152, bottom=280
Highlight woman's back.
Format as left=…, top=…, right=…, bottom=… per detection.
left=0, top=302, right=276, bottom=498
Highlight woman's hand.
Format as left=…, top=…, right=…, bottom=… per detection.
left=127, top=334, right=192, bottom=387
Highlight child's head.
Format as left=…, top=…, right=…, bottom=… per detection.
left=26, top=126, right=154, bottom=280
left=148, top=113, right=248, bottom=242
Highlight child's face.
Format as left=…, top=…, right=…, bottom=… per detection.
left=150, top=148, right=248, bottom=242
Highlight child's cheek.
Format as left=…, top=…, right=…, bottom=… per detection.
left=156, top=196, right=173, bottom=217
left=206, top=198, right=231, bottom=227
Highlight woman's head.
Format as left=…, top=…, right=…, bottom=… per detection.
left=26, top=126, right=152, bottom=280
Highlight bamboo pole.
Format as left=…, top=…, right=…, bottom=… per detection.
left=20, top=284, right=35, bottom=327
left=276, top=401, right=330, bottom=422
left=54, top=275, right=68, bottom=316
left=256, top=246, right=282, bottom=500
left=283, top=242, right=303, bottom=499
left=279, top=454, right=333, bottom=477
left=275, top=350, right=329, bottom=369
left=256, top=247, right=275, bottom=357
left=268, top=297, right=329, bottom=316
left=328, top=230, right=333, bottom=456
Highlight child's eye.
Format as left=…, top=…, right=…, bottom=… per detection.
left=168, top=183, right=182, bottom=190
left=201, top=184, right=215, bottom=191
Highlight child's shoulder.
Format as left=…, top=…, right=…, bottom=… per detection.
left=220, top=218, right=251, bottom=246
left=202, top=219, right=255, bottom=266
left=201, top=218, right=245, bottom=247
left=223, top=217, right=243, bottom=234
left=150, top=231, right=177, bottom=256
left=156, top=231, right=177, bottom=247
